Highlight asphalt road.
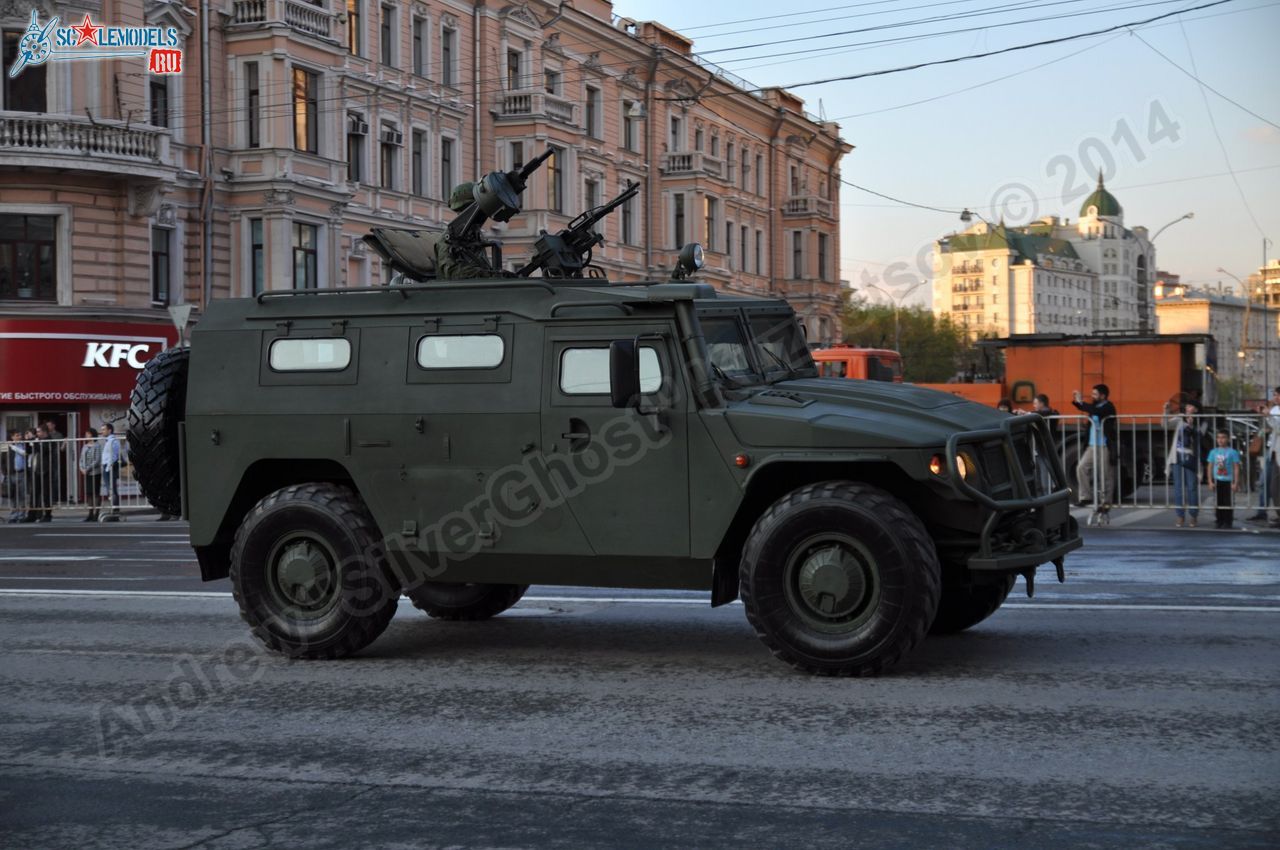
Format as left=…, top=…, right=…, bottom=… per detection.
left=1, top=519, right=1277, bottom=848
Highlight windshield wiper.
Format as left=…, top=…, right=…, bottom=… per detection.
left=757, top=345, right=798, bottom=383
left=710, top=362, right=744, bottom=388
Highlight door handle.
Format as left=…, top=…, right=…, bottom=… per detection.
left=561, top=418, right=590, bottom=449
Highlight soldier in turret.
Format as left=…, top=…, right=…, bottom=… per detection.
left=433, top=182, right=499, bottom=280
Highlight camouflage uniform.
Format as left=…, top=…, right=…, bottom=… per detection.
left=433, top=182, right=497, bottom=280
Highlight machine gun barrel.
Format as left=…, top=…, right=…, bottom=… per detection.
left=447, top=147, right=555, bottom=243
left=516, top=181, right=639, bottom=278
left=516, top=147, right=554, bottom=185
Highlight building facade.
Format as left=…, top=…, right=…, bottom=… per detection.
left=932, top=175, right=1156, bottom=337
left=1155, top=284, right=1280, bottom=397
left=0, top=0, right=851, bottom=439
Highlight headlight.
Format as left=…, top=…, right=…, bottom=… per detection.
left=930, top=452, right=974, bottom=480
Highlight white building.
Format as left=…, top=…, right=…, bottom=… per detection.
left=1155, top=285, right=1280, bottom=396
left=933, top=174, right=1156, bottom=335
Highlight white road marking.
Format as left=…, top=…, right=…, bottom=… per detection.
left=0, top=556, right=105, bottom=562
left=0, top=588, right=1276, bottom=613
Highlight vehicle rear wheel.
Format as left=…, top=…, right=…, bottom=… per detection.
left=127, top=347, right=189, bottom=517
left=230, top=483, right=397, bottom=658
left=405, top=582, right=528, bottom=620
left=929, top=569, right=1017, bottom=635
left=740, top=481, right=940, bottom=676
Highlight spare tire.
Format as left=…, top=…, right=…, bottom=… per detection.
left=128, top=347, right=189, bottom=517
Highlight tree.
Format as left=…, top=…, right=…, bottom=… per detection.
left=839, top=292, right=991, bottom=382
left=1216, top=377, right=1259, bottom=411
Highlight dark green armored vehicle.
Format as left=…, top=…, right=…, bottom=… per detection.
left=129, top=155, right=1080, bottom=675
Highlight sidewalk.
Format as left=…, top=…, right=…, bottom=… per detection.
left=1071, top=506, right=1280, bottom=532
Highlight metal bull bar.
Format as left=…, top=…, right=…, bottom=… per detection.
left=1046, top=412, right=1279, bottom=521
left=945, top=413, right=1081, bottom=575
left=1, top=436, right=162, bottom=522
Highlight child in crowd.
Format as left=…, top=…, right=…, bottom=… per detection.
left=1206, top=430, right=1243, bottom=530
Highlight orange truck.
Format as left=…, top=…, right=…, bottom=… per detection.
left=814, top=333, right=1220, bottom=494
left=814, top=333, right=1218, bottom=413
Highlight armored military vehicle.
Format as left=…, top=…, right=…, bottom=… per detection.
left=128, top=152, right=1081, bottom=675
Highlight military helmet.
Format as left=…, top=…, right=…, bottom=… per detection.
left=449, top=182, right=476, bottom=212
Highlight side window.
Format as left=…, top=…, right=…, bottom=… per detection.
left=269, top=338, right=352, bottom=371
left=416, top=334, right=504, bottom=369
left=560, top=347, right=660, bottom=395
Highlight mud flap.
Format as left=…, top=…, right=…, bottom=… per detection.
left=710, top=558, right=739, bottom=607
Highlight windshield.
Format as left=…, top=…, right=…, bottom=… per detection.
left=701, top=316, right=758, bottom=384
left=749, top=314, right=817, bottom=381
left=699, top=311, right=817, bottom=387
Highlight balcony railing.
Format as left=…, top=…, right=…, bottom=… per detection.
left=493, top=89, right=577, bottom=126
left=0, top=112, right=168, bottom=166
left=782, top=195, right=833, bottom=217
left=660, top=151, right=723, bottom=179
left=230, top=0, right=335, bottom=40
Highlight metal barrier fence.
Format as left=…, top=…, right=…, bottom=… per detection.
left=1046, top=412, right=1280, bottom=520
left=1, top=437, right=164, bottom=522
left=3, top=418, right=1275, bottom=524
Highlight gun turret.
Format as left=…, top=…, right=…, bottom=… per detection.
left=447, top=147, right=554, bottom=244
left=517, top=181, right=640, bottom=279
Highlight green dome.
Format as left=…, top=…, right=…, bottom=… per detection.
left=1080, top=172, right=1122, bottom=217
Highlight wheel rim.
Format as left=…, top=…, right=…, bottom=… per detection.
left=783, top=533, right=881, bottom=632
left=264, top=533, right=341, bottom=620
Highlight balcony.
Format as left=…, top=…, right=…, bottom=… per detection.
left=0, top=112, right=175, bottom=180
left=230, top=0, right=336, bottom=41
left=493, top=90, right=577, bottom=126
left=782, top=195, right=833, bottom=218
left=660, top=151, right=723, bottom=179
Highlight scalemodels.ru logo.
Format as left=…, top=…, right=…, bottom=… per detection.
left=7, top=10, right=183, bottom=78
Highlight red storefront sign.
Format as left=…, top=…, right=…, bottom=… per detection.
left=0, top=318, right=178, bottom=405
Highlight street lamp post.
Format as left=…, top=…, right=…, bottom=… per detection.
left=863, top=281, right=927, bottom=353
left=1150, top=212, right=1194, bottom=243
left=1221, top=264, right=1270, bottom=399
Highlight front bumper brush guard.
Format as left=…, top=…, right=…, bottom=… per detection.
left=945, top=414, right=1082, bottom=588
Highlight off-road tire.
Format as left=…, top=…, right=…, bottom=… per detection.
left=929, top=571, right=1017, bottom=635
left=127, top=346, right=189, bottom=517
left=405, top=582, right=529, bottom=620
left=740, top=481, right=941, bottom=676
left=230, top=483, right=397, bottom=659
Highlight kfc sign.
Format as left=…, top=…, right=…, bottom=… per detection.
left=82, top=341, right=154, bottom=369
left=0, top=319, right=177, bottom=404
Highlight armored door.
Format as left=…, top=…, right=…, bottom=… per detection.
left=538, top=324, right=690, bottom=557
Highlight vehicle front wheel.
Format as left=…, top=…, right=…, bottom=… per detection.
left=740, top=481, right=940, bottom=676
left=405, top=582, right=528, bottom=620
left=230, top=483, right=398, bottom=659
left=929, top=570, right=1017, bottom=635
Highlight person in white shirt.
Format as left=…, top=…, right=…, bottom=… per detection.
left=1265, top=387, right=1280, bottom=527
left=101, top=423, right=122, bottom=520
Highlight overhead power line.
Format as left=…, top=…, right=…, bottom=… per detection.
left=670, top=0, right=1237, bottom=100
left=707, top=0, right=1185, bottom=69
left=1129, top=28, right=1280, bottom=131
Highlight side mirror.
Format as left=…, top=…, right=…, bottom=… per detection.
left=609, top=339, right=641, bottom=409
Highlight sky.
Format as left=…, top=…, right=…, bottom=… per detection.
left=619, top=0, right=1280, bottom=307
